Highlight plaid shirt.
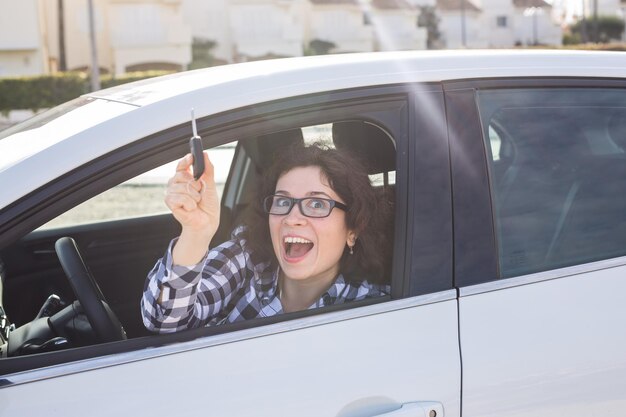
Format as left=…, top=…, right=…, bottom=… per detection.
left=141, top=228, right=390, bottom=333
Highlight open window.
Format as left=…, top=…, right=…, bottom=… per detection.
left=0, top=88, right=408, bottom=376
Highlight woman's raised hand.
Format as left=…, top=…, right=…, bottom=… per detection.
left=165, top=152, right=221, bottom=265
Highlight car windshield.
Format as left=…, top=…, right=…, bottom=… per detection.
left=0, top=97, right=135, bottom=172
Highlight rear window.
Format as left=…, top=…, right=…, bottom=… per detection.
left=478, top=88, right=626, bottom=278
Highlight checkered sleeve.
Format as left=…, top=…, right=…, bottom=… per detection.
left=141, top=231, right=252, bottom=333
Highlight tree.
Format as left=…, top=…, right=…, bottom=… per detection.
left=189, top=38, right=218, bottom=70
left=568, top=16, right=625, bottom=44
left=304, top=39, right=336, bottom=56
left=417, top=6, right=442, bottom=50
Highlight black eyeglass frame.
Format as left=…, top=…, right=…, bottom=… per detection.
left=263, top=194, right=348, bottom=218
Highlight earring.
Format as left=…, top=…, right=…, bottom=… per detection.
left=349, top=245, right=354, bottom=255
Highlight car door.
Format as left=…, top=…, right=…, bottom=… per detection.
left=1, top=84, right=460, bottom=417
left=0, top=146, right=235, bottom=339
left=447, top=80, right=626, bottom=416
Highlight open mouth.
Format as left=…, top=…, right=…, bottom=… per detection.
left=284, top=236, right=314, bottom=259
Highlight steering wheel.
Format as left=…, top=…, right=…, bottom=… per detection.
left=54, top=237, right=126, bottom=343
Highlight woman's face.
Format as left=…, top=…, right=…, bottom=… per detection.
left=269, top=166, right=354, bottom=284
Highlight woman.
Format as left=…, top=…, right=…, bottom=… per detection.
left=141, top=142, right=391, bottom=333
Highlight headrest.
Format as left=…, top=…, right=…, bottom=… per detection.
left=332, top=121, right=396, bottom=174
left=243, top=128, right=305, bottom=170
left=497, top=109, right=590, bottom=169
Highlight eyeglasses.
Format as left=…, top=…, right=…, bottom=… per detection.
left=263, top=194, right=348, bottom=218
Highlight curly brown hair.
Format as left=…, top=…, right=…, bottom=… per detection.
left=242, top=142, right=393, bottom=284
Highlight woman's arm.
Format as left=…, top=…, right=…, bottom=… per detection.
left=141, top=230, right=252, bottom=333
left=141, top=152, right=247, bottom=333
left=165, top=152, right=221, bottom=265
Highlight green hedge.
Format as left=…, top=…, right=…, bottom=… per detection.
left=567, top=16, right=625, bottom=44
left=557, top=43, right=626, bottom=51
left=0, top=70, right=173, bottom=112
left=521, top=43, right=626, bottom=52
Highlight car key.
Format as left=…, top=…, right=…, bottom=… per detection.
left=189, top=109, right=205, bottom=181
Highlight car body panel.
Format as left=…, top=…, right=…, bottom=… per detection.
left=1, top=294, right=461, bottom=417
left=460, top=260, right=626, bottom=417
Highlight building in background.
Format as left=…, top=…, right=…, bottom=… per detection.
left=0, top=0, right=50, bottom=76
left=584, top=0, right=622, bottom=16
left=510, top=0, right=562, bottom=46
left=437, top=0, right=485, bottom=48
left=309, top=0, right=375, bottom=53
left=55, top=0, right=192, bottom=75
left=182, top=0, right=429, bottom=62
left=438, top=0, right=562, bottom=48
left=369, top=0, right=427, bottom=51
left=230, top=0, right=308, bottom=60
left=555, top=0, right=623, bottom=22
left=3, top=0, right=625, bottom=79
left=0, top=0, right=192, bottom=77
left=106, top=0, right=191, bottom=74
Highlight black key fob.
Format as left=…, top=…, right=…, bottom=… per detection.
left=189, top=136, right=204, bottom=180
left=189, top=109, right=205, bottom=180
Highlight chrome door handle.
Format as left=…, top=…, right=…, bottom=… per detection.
left=373, top=401, right=444, bottom=417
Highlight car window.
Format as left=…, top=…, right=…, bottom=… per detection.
left=38, top=144, right=236, bottom=230
left=1, top=91, right=409, bottom=378
left=478, top=88, right=626, bottom=278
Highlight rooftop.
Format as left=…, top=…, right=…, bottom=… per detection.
left=309, top=0, right=359, bottom=5
left=436, top=0, right=481, bottom=12
left=372, top=0, right=415, bottom=10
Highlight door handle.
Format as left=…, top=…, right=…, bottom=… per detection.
left=373, top=401, right=443, bottom=417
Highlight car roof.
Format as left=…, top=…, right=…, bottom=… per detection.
left=89, top=49, right=626, bottom=107
left=2, top=50, right=626, bottom=210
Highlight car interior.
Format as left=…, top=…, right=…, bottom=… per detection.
left=0, top=119, right=396, bottom=365
left=487, top=103, right=626, bottom=278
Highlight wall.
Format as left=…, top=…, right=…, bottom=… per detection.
left=0, top=0, right=48, bottom=76
left=310, top=4, right=373, bottom=52
left=371, top=8, right=427, bottom=51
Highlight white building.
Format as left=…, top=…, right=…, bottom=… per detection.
left=182, top=0, right=429, bottom=59
left=1, top=0, right=579, bottom=79
left=437, top=0, right=487, bottom=48
left=0, top=0, right=49, bottom=77
left=369, top=0, right=428, bottom=51
left=106, top=0, right=192, bottom=74
left=181, top=0, right=233, bottom=64
left=480, top=0, right=518, bottom=47
left=228, top=0, right=308, bottom=60
left=437, top=0, right=561, bottom=48
left=511, top=0, right=562, bottom=46
left=308, top=0, right=374, bottom=52
left=553, top=0, right=623, bottom=22
left=0, top=0, right=192, bottom=77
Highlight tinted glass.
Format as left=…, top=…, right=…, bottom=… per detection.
left=478, top=88, right=626, bottom=278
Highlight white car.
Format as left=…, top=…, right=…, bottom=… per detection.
left=1, top=50, right=626, bottom=417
